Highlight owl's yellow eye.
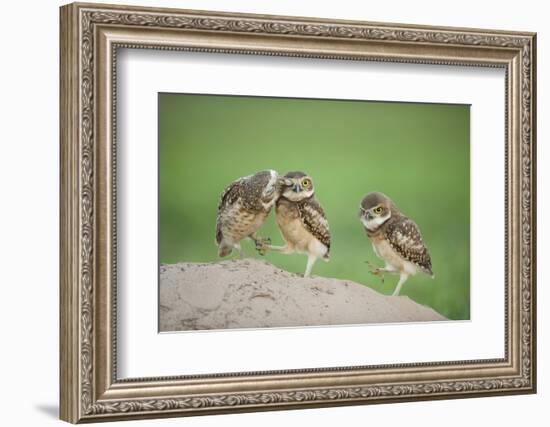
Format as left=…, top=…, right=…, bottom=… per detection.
left=374, top=206, right=383, bottom=214
left=302, top=179, right=311, bottom=188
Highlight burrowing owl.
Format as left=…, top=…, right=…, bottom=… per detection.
left=216, top=170, right=289, bottom=257
left=359, top=192, right=433, bottom=296
left=257, top=171, right=330, bottom=278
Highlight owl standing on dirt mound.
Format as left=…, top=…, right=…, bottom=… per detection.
left=256, top=171, right=330, bottom=278
left=216, top=170, right=290, bottom=257
left=359, top=192, right=434, bottom=296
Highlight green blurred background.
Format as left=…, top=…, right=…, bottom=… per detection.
left=159, top=93, right=470, bottom=320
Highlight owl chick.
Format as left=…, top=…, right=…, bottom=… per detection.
left=216, top=170, right=290, bottom=257
left=257, top=171, right=330, bottom=278
left=359, top=192, right=433, bottom=296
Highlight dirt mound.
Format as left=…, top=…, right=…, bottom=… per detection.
left=159, top=258, right=446, bottom=332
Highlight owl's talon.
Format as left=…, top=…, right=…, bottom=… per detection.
left=365, top=260, right=378, bottom=271
left=254, top=238, right=270, bottom=256
left=369, top=268, right=384, bottom=283
left=365, top=261, right=385, bottom=283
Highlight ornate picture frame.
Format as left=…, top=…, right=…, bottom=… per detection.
left=60, top=2, right=536, bottom=423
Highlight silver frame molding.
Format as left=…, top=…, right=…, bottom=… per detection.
left=60, top=2, right=536, bottom=423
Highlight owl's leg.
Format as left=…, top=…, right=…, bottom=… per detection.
left=304, top=255, right=317, bottom=278
left=258, top=244, right=292, bottom=255
left=233, top=243, right=244, bottom=259
left=392, top=273, right=409, bottom=296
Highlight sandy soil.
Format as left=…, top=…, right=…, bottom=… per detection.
left=159, top=258, right=447, bottom=332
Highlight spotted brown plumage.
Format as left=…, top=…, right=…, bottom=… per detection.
left=257, top=171, right=330, bottom=277
left=296, top=198, right=331, bottom=259
left=215, top=179, right=242, bottom=245
left=384, top=217, right=432, bottom=275
left=215, top=170, right=283, bottom=257
left=358, top=191, right=434, bottom=296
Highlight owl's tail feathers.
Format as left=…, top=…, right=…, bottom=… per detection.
left=422, top=263, right=434, bottom=279
left=218, top=243, right=233, bottom=258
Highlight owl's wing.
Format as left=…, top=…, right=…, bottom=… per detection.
left=298, top=198, right=331, bottom=255
left=215, top=178, right=244, bottom=243
left=384, top=217, right=433, bottom=275
left=217, top=178, right=243, bottom=212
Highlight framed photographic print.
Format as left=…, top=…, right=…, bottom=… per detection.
left=60, top=2, right=537, bottom=423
